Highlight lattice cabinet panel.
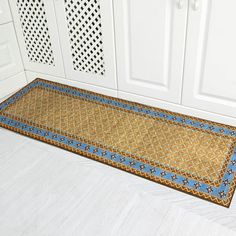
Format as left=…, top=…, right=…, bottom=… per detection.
left=16, top=0, right=55, bottom=65
left=64, top=0, right=105, bottom=76
left=9, top=0, right=65, bottom=77
left=55, top=0, right=117, bottom=89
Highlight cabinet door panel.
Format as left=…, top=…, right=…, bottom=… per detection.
left=54, top=0, right=117, bottom=89
left=182, top=0, right=236, bottom=118
left=114, top=0, right=188, bottom=103
left=9, top=0, right=64, bottom=77
left=0, top=0, right=12, bottom=24
left=0, top=23, right=23, bottom=80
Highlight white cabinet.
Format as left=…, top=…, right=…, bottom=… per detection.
left=113, top=0, right=188, bottom=103
left=182, top=0, right=236, bottom=118
left=115, top=0, right=236, bottom=123
left=54, top=0, right=117, bottom=89
left=0, top=0, right=12, bottom=24
left=5, top=0, right=236, bottom=124
left=9, top=0, right=65, bottom=77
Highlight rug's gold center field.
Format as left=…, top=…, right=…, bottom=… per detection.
left=3, top=87, right=234, bottom=184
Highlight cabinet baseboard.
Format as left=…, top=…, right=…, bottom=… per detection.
left=118, top=91, right=236, bottom=127
left=25, top=71, right=118, bottom=98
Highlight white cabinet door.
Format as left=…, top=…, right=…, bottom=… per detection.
left=0, top=23, right=27, bottom=98
left=182, top=0, right=236, bottom=118
left=0, top=23, right=23, bottom=80
left=9, top=0, right=65, bottom=77
left=54, top=0, right=117, bottom=89
left=0, top=0, right=12, bottom=24
left=114, top=0, right=188, bottom=103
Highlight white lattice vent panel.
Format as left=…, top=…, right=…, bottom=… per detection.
left=16, top=0, right=55, bottom=65
left=65, top=0, right=105, bottom=76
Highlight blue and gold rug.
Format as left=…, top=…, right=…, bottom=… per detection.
left=1, top=78, right=236, bottom=207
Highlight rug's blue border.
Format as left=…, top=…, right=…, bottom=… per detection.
left=1, top=79, right=236, bottom=202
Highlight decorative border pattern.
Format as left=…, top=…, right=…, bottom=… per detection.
left=1, top=78, right=236, bottom=207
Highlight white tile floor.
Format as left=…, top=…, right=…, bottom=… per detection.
left=1, top=128, right=236, bottom=236
left=1, top=95, right=236, bottom=235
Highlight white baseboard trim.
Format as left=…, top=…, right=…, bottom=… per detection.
left=0, top=71, right=27, bottom=98
left=26, top=71, right=118, bottom=97
left=118, top=91, right=236, bottom=127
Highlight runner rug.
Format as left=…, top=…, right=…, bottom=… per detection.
left=1, top=78, right=236, bottom=207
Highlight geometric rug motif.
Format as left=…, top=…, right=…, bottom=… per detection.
left=1, top=78, right=236, bottom=207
